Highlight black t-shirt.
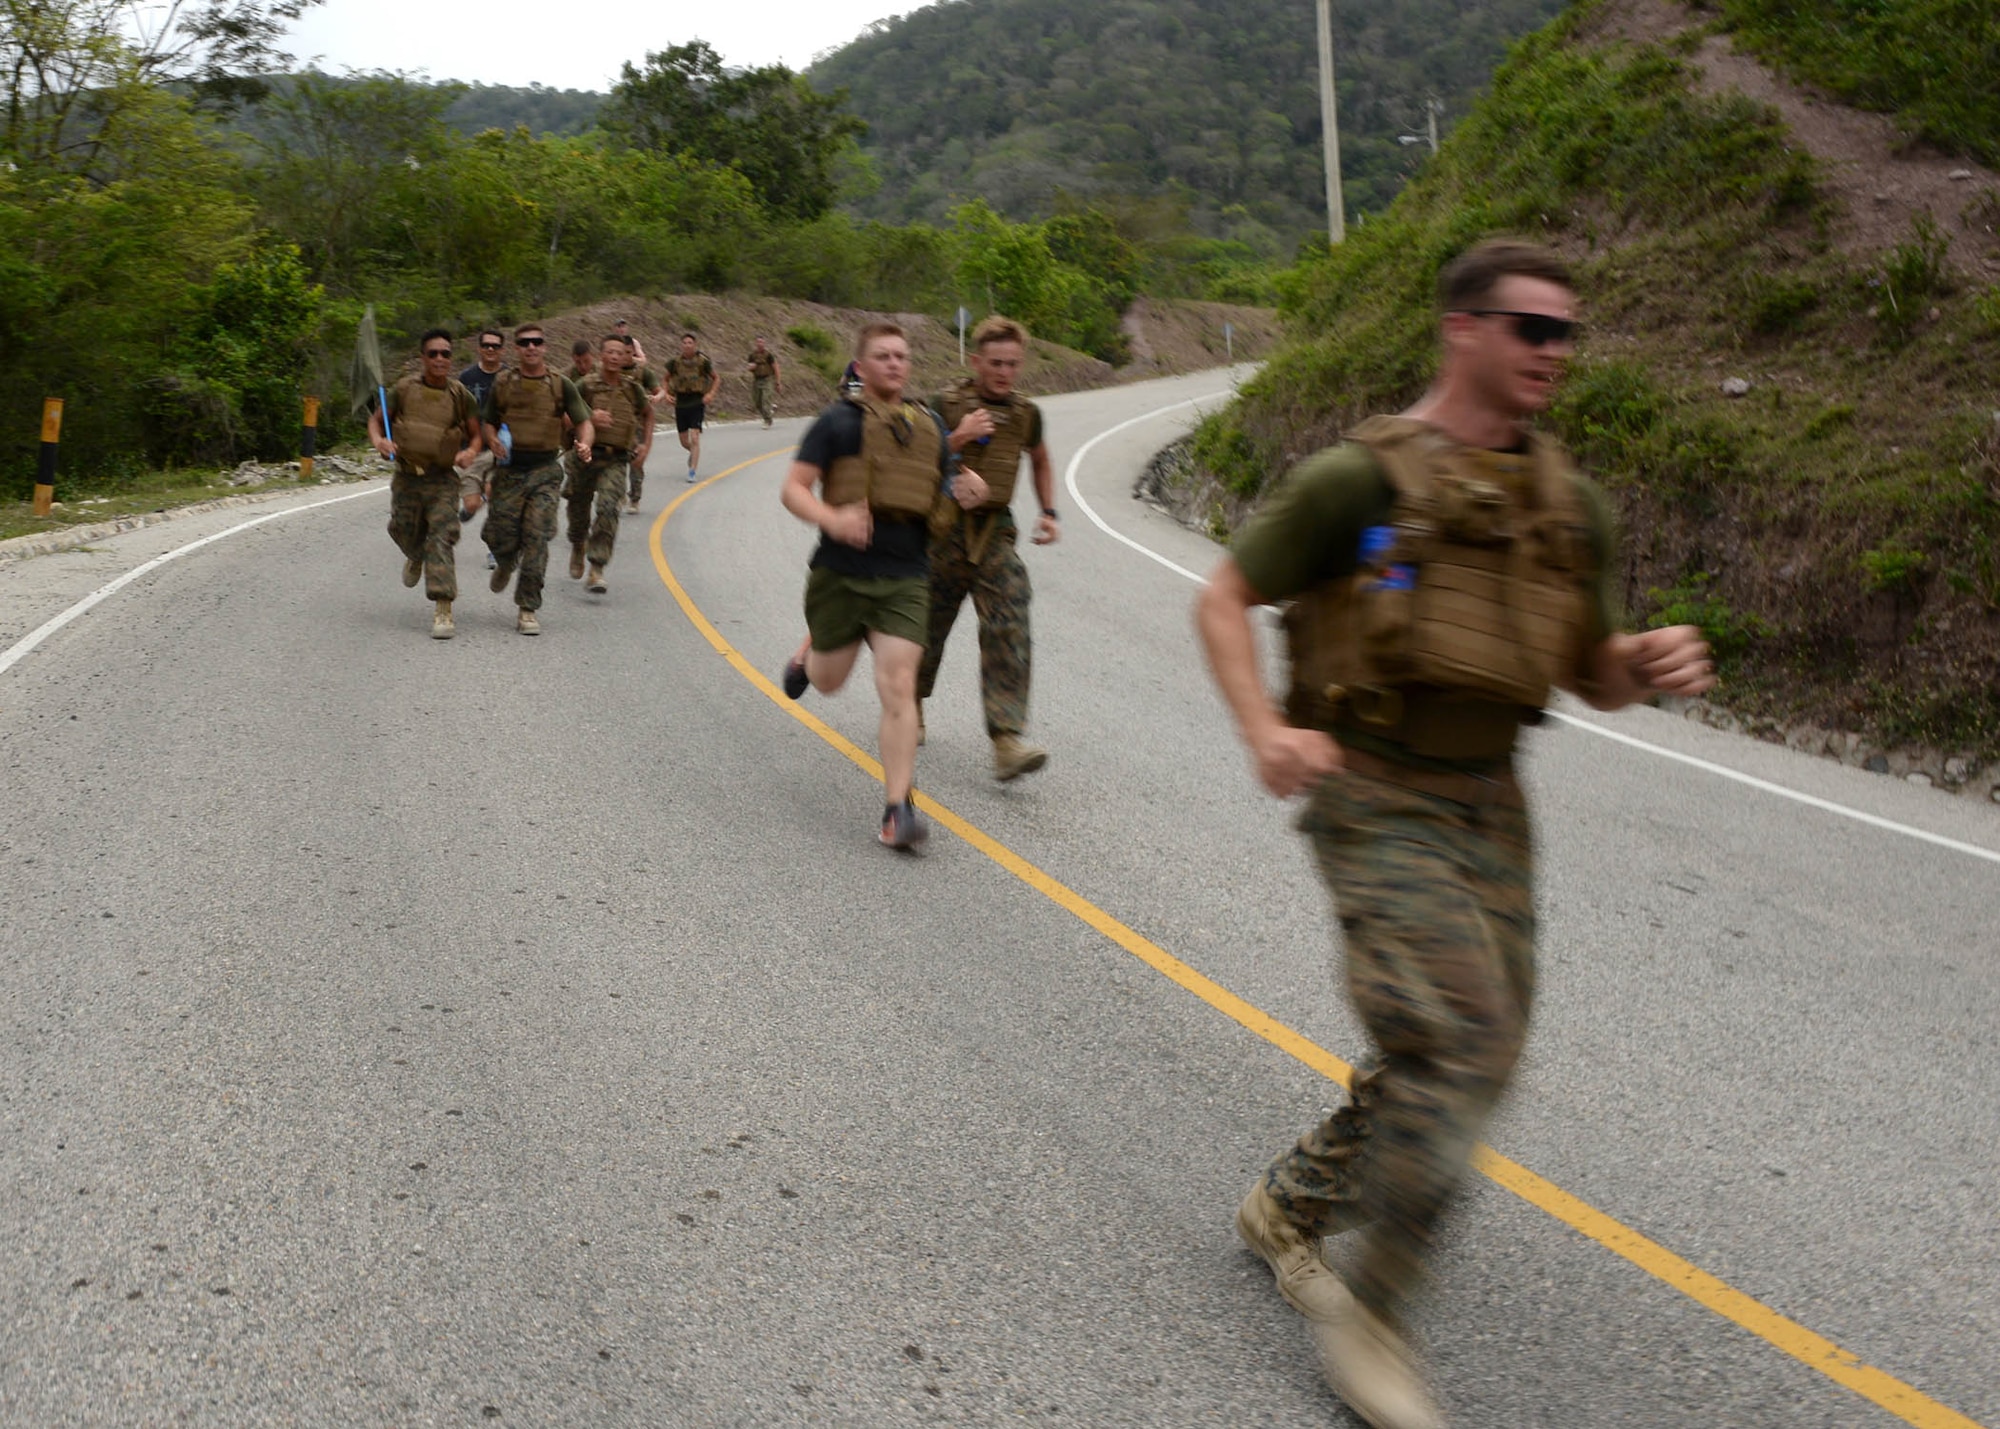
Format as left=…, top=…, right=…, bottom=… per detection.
left=797, top=400, right=952, bottom=580
left=458, top=364, right=504, bottom=408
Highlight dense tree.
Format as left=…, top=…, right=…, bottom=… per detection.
left=0, top=0, right=322, bottom=172
left=604, top=41, right=866, bottom=221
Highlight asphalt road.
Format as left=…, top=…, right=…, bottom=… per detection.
left=2, top=369, right=1995, bottom=1428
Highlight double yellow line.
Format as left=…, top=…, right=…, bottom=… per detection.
left=650, top=450, right=1985, bottom=1429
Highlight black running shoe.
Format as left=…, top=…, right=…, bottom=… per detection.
left=879, top=799, right=928, bottom=851
left=781, top=656, right=810, bottom=700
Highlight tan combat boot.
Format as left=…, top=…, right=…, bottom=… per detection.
left=569, top=543, right=586, bottom=580
left=489, top=555, right=516, bottom=593
left=1314, top=1303, right=1442, bottom=1429
left=1237, top=1182, right=1355, bottom=1326
left=586, top=563, right=607, bottom=594
left=516, top=609, right=540, bottom=637
left=992, top=733, right=1048, bottom=781
left=431, top=599, right=455, bottom=640
left=402, top=556, right=422, bottom=588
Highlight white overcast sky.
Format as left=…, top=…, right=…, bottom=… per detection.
left=282, top=0, right=923, bottom=91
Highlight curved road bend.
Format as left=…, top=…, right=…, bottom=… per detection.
left=1, top=368, right=1994, bottom=1427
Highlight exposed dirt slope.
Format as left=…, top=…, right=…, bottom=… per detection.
left=1584, top=0, right=2000, bottom=280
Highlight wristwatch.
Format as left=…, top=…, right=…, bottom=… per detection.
left=1041, top=507, right=1059, bottom=519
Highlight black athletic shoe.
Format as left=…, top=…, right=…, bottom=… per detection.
left=781, top=656, right=810, bottom=700
left=879, top=799, right=928, bottom=851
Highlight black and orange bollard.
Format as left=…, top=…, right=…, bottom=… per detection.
left=301, top=396, right=320, bottom=481
left=33, top=398, right=62, bottom=517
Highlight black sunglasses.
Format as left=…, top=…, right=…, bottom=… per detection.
left=1460, top=310, right=1579, bottom=347
left=478, top=340, right=503, bottom=350
left=422, top=347, right=453, bottom=358
left=515, top=336, right=546, bottom=347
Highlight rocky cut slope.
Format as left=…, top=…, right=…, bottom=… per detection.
left=1174, top=0, right=2000, bottom=777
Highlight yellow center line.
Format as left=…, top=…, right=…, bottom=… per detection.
left=649, top=450, right=1986, bottom=1429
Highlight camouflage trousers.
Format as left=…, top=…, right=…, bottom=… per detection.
left=565, top=456, right=629, bottom=568
left=627, top=450, right=647, bottom=504
left=752, top=376, right=775, bottom=424
left=916, top=511, right=1031, bottom=738
left=483, top=456, right=563, bottom=611
left=387, top=469, right=461, bottom=601
left=1263, top=765, right=1535, bottom=1321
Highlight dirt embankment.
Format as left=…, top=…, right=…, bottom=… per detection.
left=533, top=294, right=1277, bottom=417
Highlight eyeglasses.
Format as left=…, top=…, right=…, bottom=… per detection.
left=1459, top=310, right=1579, bottom=347
left=422, top=348, right=452, bottom=358
left=478, top=341, right=503, bottom=350
left=516, top=336, right=545, bottom=347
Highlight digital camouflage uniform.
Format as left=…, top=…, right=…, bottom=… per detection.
left=481, top=369, right=592, bottom=612
left=383, top=374, right=480, bottom=601
left=568, top=368, right=650, bottom=570
left=626, top=362, right=660, bottom=503
left=1232, top=430, right=1619, bottom=1322
left=917, top=381, right=1043, bottom=738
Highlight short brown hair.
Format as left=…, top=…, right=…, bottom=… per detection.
left=972, top=315, right=1027, bottom=349
left=854, top=321, right=906, bottom=357
left=1438, top=239, right=1573, bottom=313
left=513, top=323, right=544, bottom=342
left=600, top=334, right=629, bottom=349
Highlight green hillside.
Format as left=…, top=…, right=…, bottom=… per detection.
left=809, top=0, right=1567, bottom=246
left=1184, top=0, right=2000, bottom=760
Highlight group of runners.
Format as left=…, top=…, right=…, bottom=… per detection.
left=370, top=321, right=765, bottom=638
left=774, top=242, right=1712, bottom=1429
left=370, top=242, right=1719, bottom=1429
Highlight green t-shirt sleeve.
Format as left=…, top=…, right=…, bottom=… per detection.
left=1026, top=400, right=1043, bottom=449
left=559, top=377, right=591, bottom=426
left=1229, top=444, right=1395, bottom=602
left=1573, top=472, right=1622, bottom=641
left=478, top=387, right=497, bottom=429
left=455, top=385, right=478, bottom=433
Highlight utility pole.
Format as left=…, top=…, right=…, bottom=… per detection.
left=1316, top=0, right=1345, bottom=245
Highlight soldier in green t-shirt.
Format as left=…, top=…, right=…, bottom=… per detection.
left=1196, top=239, right=1714, bottom=1429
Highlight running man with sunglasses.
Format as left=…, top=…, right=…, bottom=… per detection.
left=480, top=324, right=593, bottom=636
left=1196, top=239, right=1715, bottom=1429
left=371, top=328, right=483, bottom=639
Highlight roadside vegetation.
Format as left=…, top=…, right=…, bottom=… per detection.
left=1182, top=0, right=2000, bottom=757
left=0, top=19, right=1269, bottom=495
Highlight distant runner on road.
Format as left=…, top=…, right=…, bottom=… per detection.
left=778, top=321, right=987, bottom=850
left=746, top=338, right=782, bottom=428
left=369, top=328, right=482, bottom=640
left=664, top=333, right=719, bottom=483
left=1195, top=238, right=1715, bottom=1429
left=920, top=316, right=1059, bottom=782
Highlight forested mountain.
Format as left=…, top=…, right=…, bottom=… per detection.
left=808, top=0, right=1568, bottom=249
left=444, top=83, right=604, bottom=138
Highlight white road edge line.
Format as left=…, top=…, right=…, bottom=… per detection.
left=0, top=484, right=386, bottom=678
left=1062, top=393, right=1232, bottom=583
left=1066, top=393, right=2000, bottom=869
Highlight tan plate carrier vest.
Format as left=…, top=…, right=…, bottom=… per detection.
left=749, top=352, right=777, bottom=379
left=1284, top=415, right=1595, bottom=750
left=821, top=397, right=943, bottom=520
left=490, top=369, right=567, bottom=452
left=391, top=376, right=470, bottom=475
left=668, top=354, right=711, bottom=397
left=579, top=371, right=646, bottom=452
